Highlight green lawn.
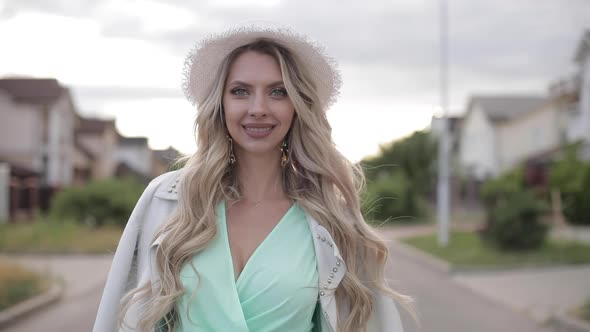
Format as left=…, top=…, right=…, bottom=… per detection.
left=0, top=260, right=49, bottom=310
left=0, top=221, right=123, bottom=254
left=577, top=298, right=590, bottom=322
left=402, top=231, right=590, bottom=268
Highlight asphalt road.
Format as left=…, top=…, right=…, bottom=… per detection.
left=387, top=244, right=556, bottom=332
left=2, top=246, right=558, bottom=332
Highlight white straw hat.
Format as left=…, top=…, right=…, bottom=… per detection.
left=181, top=23, right=342, bottom=112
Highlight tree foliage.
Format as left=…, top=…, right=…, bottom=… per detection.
left=549, top=142, right=590, bottom=225
left=360, top=130, right=437, bottom=223
left=362, top=130, right=438, bottom=197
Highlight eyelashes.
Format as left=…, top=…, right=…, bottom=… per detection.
left=270, top=88, right=288, bottom=97
left=229, top=87, right=288, bottom=97
left=230, top=88, right=248, bottom=96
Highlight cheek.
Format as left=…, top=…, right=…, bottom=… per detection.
left=281, top=105, right=296, bottom=126
left=222, top=99, right=242, bottom=125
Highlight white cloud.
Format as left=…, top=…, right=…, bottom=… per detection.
left=99, top=98, right=197, bottom=153
left=208, top=0, right=281, bottom=7
left=0, top=11, right=183, bottom=88
left=329, top=100, right=435, bottom=162
left=1, top=0, right=589, bottom=161
left=97, top=0, right=200, bottom=33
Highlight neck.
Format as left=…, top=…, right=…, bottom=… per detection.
left=235, top=150, right=286, bottom=202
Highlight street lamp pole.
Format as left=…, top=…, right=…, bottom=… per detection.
left=437, top=0, right=450, bottom=247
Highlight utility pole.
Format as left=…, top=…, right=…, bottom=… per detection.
left=0, top=163, right=8, bottom=223
left=437, top=0, right=451, bottom=247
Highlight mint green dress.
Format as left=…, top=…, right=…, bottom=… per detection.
left=174, top=200, right=319, bottom=331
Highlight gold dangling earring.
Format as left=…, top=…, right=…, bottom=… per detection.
left=280, top=139, right=289, bottom=167
left=227, top=135, right=236, bottom=165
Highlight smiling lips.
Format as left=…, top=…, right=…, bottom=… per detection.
left=242, top=124, right=276, bottom=138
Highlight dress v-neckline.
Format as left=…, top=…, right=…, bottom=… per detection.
left=221, top=200, right=297, bottom=284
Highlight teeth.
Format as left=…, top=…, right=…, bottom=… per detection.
left=245, top=127, right=272, bottom=132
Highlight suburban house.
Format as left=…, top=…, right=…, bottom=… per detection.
left=0, top=78, right=78, bottom=187
left=76, top=117, right=120, bottom=180
left=458, top=95, right=550, bottom=181
left=0, top=77, right=181, bottom=221
left=459, top=30, right=590, bottom=183
left=115, top=136, right=153, bottom=182
left=0, top=78, right=81, bottom=217
left=549, top=30, right=590, bottom=160
left=152, top=146, right=182, bottom=177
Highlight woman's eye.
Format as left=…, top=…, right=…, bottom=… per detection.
left=231, top=88, right=248, bottom=96
left=270, top=88, right=288, bottom=97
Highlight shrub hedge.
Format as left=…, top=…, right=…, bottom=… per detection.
left=481, top=167, right=549, bottom=250
left=50, top=177, right=145, bottom=227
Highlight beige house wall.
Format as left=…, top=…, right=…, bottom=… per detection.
left=496, top=103, right=560, bottom=173
left=0, top=91, right=42, bottom=170
left=78, top=125, right=119, bottom=179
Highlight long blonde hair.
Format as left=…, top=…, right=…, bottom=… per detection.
left=120, top=39, right=413, bottom=331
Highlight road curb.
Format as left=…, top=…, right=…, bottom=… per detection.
left=389, top=238, right=590, bottom=275
left=390, top=236, right=590, bottom=330
left=389, top=239, right=452, bottom=274
left=549, top=313, right=590, bottom=332
left=0, top=282, right=64, bottom=329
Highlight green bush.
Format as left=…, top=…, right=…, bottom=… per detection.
left=362, top=172, right=426, bottom=224
left=580, top=298, right=590, bottom=322
left=50, top=177, right=145, bottom=227
left=484, top=191, right=549, bottom=250
left=481, top=167, right=549, bottom=250
left=481, top=167, right=525, bottom=202
left=550, top=160, right=590, bottom=225
left=549, top=146, right=590, bottom=225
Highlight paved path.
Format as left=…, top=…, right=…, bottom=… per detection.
left=0, top=255, right=112, bottom=332
left=382, top=224, right=590, bottom=328
left=386, top=241, right=556, bottom=331
left=454, top=266, right=590, bottom=323
left=2, top=227, right=581, bottom=332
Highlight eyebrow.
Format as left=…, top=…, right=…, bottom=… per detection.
left=228, top=80, right=285, bottom=88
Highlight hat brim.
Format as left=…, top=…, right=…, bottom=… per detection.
left=182, top=25, right=341, bottom=111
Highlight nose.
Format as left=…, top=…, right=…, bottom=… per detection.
left=248, top=93, right=267, bottom=117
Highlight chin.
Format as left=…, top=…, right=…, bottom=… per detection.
left=237, top=143, right=280, bottom=156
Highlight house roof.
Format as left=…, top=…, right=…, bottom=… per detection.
left=119, top=136, right=149, bottom=146
left=0, top=78, right=66, bottom=104
left=153, top=147, right=181, bottom=162
left=467, top=95, right=546, bottom=123
left=574, top=29, right=590, bottom=64
left=73, top=140, right=95, bottom=160
left=76, top=117, right=116, bottom=135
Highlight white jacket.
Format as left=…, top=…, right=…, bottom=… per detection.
left=93, top=170, right=404, bottom=332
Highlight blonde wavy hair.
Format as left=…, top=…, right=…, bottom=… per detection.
left=120, top=39, right=414, bottom=331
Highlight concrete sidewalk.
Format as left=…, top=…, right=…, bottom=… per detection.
left=453, top=266, right=590, bottom=323
left=0, top=254, right=112, bottom=332
left=381, top=224, right=590, bottom=329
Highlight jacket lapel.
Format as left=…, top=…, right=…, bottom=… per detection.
left=305, top=215, right=346, bottom=332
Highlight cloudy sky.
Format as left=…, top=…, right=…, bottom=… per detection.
left=0, top=0, right=588, bottom=161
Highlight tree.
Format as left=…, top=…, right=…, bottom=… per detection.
left=359, top=130, right=438, bottom=223
left=362, top=130, right=438, bottom=197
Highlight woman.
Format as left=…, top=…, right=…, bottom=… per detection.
left=94, top=25, right=412, bottom=332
